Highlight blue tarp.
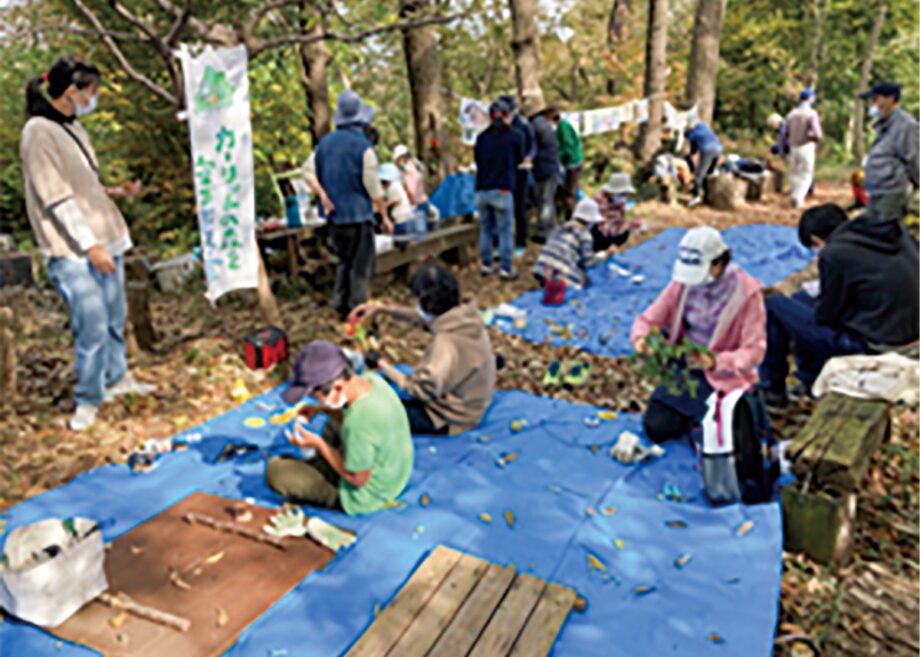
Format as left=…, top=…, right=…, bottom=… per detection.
left=497, top=223, right=814, bottom=357
left=0, top=386, right=782, bottom=657
left=430, top=172, right=477, bottom=219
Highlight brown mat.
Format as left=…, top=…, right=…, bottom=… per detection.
left=50, top=492, right=340, bottom=657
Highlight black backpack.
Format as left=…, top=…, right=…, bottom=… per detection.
left=700, top=389, right=779, bottom=505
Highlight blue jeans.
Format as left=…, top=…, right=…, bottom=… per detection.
left=761, top=291, right=867, bottom=394
left=48, top=256, right=127, bottom=406
left=477, top=190, right=514, bottom=273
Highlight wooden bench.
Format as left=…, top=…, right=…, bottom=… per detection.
left=346, top=545, right=584, bottom=657
left=782, top=393, right=890, bottom=565
left=376, top=223, right=478, bottom=276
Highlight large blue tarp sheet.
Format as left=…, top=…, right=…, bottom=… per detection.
left=430, top=172, right=477, bottom=219
left=0, top=386, right=782, bottom=657
left=497, top=223, right=813, bottom=357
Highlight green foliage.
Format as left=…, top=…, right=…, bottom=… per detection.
left=629, top=328, right=713, bottom=398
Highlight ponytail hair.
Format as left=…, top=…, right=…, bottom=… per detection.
left=26, top=56, right=101, bottom=118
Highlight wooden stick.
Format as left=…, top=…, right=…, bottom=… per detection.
left=182, top=512, right=287, bottom=550
left=98, top=592, right=191, bottom=632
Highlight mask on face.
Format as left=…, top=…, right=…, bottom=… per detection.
left=868, top=105, right=882, bottom=120
left=696, top=271, right=717, bottom=286
left=75, top=93, right=97, bottom=117
left=416, top=303, right=435, bottom=324
left=322, top=388, right=347, bottom=410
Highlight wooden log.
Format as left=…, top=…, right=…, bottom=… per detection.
left=182, top=512, right=287, bottom=550
left=788, top=393, right=890, bottom=494
left=98, top=591, right=191, bottom=632
left=781, top=487, right=856, bottom=566
left=743, top=172, right=772, bottom=201
left=0, top=306, right=16, bottom=406
left=124, top=257, right=157, bottom=353
left=704, top=173, right=746, bottom=210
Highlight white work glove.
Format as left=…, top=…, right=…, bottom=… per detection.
left=610, top=431, right=665, bottom=464
left=307, top=517, right=356, bottom=552
left=263, top=507, right=308, bottom=538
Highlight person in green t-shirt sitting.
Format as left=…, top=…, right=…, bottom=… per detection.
left=265, top=340, right=414, bottom=516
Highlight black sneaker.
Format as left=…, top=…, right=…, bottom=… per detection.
left=499, top=269, right=519, bottom=281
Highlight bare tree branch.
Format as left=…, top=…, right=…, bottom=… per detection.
left=165, top=0, right=193, bottom=47
left=0, top=22, right=148, bottom=45
left=70, top=0, right=177, bottom=105
left=249, top=10, right=468, bottom=57
left=244, top=0, right=300, bottom=42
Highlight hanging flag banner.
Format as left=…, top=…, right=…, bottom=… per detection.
left=177, top=45, right=259, bottom=303
left=634, top=99, right=649, bottom=124
left=460, top=97, right=490, bottom=145
left=583, top=106, right=622, bottom=136
left=562, top=111, right=584, bottom=135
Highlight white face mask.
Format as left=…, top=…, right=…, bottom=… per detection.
left=697, top=271, right=716, bottom=286
left=75, top=93, right=97, bottom=117
left=416, top=303, right=434, bottom=324
left=868, top=105, right=882, bottom=120
left=321, top=388, right=347, bottom=410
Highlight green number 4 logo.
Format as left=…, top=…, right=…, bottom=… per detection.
left=193, top=66, right=235, bottom=113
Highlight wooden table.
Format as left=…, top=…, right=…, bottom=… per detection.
left=346, top=545, right=584, bottom=657
left=376, top=223, right=479, bottom=276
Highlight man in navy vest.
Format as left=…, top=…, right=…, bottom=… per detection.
left=304, top=90, right=389, bottom=319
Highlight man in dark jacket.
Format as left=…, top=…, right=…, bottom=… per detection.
left=474, top=99, right=525, bottom=280
left=304, top=90, right=389, bottom=319
left=860, top=81, right=919, bottom=222
left=499, top=95, right=536, bottom=254
left=761, top=204, right=920, bottom=406
left=530, top=107, right=560, bottom=242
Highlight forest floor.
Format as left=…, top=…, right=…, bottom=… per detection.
left=1, top=180, right=916, bottom=656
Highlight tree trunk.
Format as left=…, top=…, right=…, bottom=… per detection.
left=124, top=256, right=158, bottom=353
left=635, top=0, right=669, bottom=165
left=508, top=0, right=546, bottom=108
left=851, top=1, right=887, bottom=163
left=297, top=4, right=331, bottom=147
left=0, top=306, right=16, bottom=407
left=684, top=0, right=725, bottom=125
left=401, top=0, right=450, bottom=183
left=806, top=0, right=827, bottom=88
left=606, top=0, right=629, bottom=96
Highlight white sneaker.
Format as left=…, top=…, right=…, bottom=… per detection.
left=104, top=374, right=156, bottom=402
left=69, top=404, right=99, bottom=431
left=687, top=196, right=703, bottom=208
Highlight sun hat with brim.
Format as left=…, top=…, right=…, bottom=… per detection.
left=859, top=81, right=901, bottom=101
left=602, top=172, right=637, bottom=196
left=378, top=163, right=402, bottom=183
left=393, top=144, right=411, bottom=162
left=283, top=340, right=349, bottom=404
left=334, top=89, right=376, bottom=127
left=671, top=227, right=728, bottom=285
left=572, top=199, right=603, bottom=225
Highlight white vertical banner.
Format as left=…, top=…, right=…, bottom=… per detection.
left=177, top=45, right=259, bottom=303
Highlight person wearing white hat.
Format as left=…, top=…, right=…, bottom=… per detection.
left=630, top=227, right=767, bottom=444
left=591, top=172, right=644, bottom=253
left=378, top=163, right=413, bottom=233
left=303, top=90, right=390, bottom=319
left=532, top=198, right=617, bottom=291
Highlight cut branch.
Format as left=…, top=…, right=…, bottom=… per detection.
left=107, top=0, right=181, bottom=101
left=71, top=0, right=177, bottom=106
left=166, top=0, right=193, bottom=47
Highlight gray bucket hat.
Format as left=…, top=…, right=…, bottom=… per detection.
left=334, top=90, right=376, bottom=127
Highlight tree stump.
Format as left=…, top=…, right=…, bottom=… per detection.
left=704, top=173, right=746, bottom=210
left=124, top=257, right=157, bottom=353
left=0, top=306, right=17, bottom=405
left=742, top=172, right=773, bottom=201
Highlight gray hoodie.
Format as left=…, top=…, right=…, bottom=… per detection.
left=864, top=107, right=919, bottom=196
left=382, top=304, right=496, bottom=434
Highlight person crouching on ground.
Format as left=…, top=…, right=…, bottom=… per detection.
left=591, top=172, right=643, bottom=253
left=760, top=204, right=919, bottom=407
left=533, top=199, right=616, bottom=291
left=630, top=227, right=766, bottom=443
left=348, top=263, right=496, bottom=436
left=378, top=163, right=414, bottom=235
left=266, top=340, right=413, bottom=515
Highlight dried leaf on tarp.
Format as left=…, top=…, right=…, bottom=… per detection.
left=419, top=494, right=430, bottom=507
left=707, top=632, right=725, bottom=644
left=479, top=513, right=493, bottom=524
left=633, top=585, right=656, bottom=596
left=587, top=553, right=607, bottom=572
left=216, top=607, right=229, bottom=627
left=169, top=568, right=193, bottom=591
left=108, top=612, right=128, bottom=629
left=614, top=538, right=625, bottom=549
left=204, top=551, right=225, bottom=565
left=129, top=545, right=143, bottom=555
left=665, top=520, right=687, bottom=528
left=601, top=506, right=616, bottom=516
left=736, top=520, right=754, bottom=537
left=504, top=510, right=515, bottom=528
left=674, top=554, right=692, bottom=569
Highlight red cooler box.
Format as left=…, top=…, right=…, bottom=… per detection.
left=243, top=327, right=288, bottom=370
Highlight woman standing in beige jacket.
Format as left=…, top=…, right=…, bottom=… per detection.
left=21, top=56, right=153, bottom=430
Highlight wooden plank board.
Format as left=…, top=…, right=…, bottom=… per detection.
left=467, top=574, right=547, bottom=657
left=50, top=493, right=337, bottom=657
left=426, top=564, right=517, bottom=657
left=508, top=582, right=578, bottom=657
left=386, top=553, right=489, bottom=657
left=346, top=546, right=462, bottom=657
left=375, top=224, right=478, bottom=274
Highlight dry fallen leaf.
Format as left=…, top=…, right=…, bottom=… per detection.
left=129, top=546, right=143, bottom=555
left=116, top=633, right=129, bottom=646
left=108, top=612, right=128, bottom=629
left=587, top=553, right=607, bottom=572
left=216, top=607, right=229, bottom=628
left=479, top=513, right=493, bottom=524
left=504, top=510, right=516, bottom=528
left=204, top=551, right=225, bottom=565
left=736, top=520, right=754, bottom=537
left=169, top=568, right=193, bottom=591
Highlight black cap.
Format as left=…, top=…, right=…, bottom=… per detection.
left=498, top=94, right=518, bottom=111
left=859, top=81, right=901, bottom=101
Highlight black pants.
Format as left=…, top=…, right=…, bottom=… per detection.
left=513, top=169, right=530, bottom=248
left=329, top=221, right=376, bottom=320
left=401, top=398, right=450, bottom=436
left=642, top=372, right=714, bottom=444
